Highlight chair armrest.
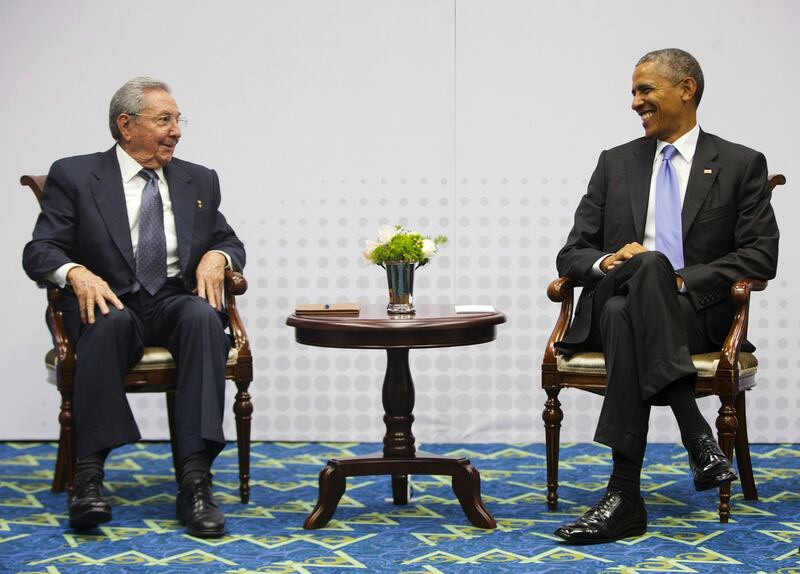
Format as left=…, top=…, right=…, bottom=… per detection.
left=47, top=287, right=76, bottom=386
left=543, top=277, right=574, bottom=364
left=718, top=279, right=766, bottom=372
left=224, top=271, right=250, bottom=354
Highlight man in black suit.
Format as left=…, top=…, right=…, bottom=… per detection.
left=23, top=77, right=245, bottom=538
left=553, top=49, right=779, bottom=543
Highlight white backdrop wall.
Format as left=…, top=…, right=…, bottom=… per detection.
left=1, top=0, right=797, bottom=444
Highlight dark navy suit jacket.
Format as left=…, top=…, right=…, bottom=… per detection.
left=23, top=146, right=245, bottom=294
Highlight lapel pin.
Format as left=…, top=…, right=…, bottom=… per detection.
left=197, top=200, right=203, bottom=209
left=703, top=169, right=713, bottom=174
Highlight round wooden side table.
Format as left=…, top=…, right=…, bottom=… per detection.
left=286, top=304, right=506, bottom=529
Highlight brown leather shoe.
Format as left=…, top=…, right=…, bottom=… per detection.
left=176, top=475, right=226, bottom=538
left=68, top=475, right=112, bottom=528
left=555, top=489, right=647, bottom=544
left=685, top=434, right=738, bottom=491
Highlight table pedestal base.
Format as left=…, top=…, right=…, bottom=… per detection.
left=302, top=452, right=497, bottom=529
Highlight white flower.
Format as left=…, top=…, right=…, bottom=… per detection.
left=421, top=238, right=437, bottom=259
left=378, top=224, right=399, bottom=244
left=362, top=240, right=379, bottom=263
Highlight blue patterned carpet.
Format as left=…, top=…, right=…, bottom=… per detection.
left=0, top=441, right=799, bottom=573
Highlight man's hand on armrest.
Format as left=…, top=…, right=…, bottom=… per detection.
left=66, top=267, right=124, bottom=324
left=195, top=251, right=228, bottom=310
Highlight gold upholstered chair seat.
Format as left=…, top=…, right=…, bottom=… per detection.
left=46, top=346, right=240, bottom=373
left=556, top=351, right=758, bottom=379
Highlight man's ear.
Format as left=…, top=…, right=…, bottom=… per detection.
left=116, top=114, right=133, bottom=143
left=680, top=77, right=698, bottom=104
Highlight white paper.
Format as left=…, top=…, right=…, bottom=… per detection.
left=454, top=305, right=495, bottom=313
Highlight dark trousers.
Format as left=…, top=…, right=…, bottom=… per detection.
left=61, top=278, right=231, bottom=462
left=584, top=251, right=715, bottom=462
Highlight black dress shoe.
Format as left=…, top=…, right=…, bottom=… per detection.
left=685, top=434, right=738, bottom=491
left=68, top=476, right=112, bottom=528
left=554, top=489, right=647, bottom=544
left=176, top=475, right=226, bottom=538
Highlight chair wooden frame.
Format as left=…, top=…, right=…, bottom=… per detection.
left=21, top=174, right=254, bottom=503
left=541, top=174, right=785, bottom=523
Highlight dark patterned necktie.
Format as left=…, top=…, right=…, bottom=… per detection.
left=655, top=144, right=684, bottom=269
left=136, top=168, right=167, bottom=295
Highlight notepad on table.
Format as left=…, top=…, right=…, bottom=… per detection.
left=454, top=305, right=495, bottom=314
left=294, top=303, right=360, bottom=316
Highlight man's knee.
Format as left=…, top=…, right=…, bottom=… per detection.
left=176, top=298, right=227, bottom=332
left=634, top=250, right=673, bottom=273
left=80, top=306, right=138, bottom=339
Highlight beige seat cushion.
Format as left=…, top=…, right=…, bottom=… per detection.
left=557, top=351, right=757, bottom=378
left=46, top=346, right=239, bottom=372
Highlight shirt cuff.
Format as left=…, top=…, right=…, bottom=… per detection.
left=211, top=250, right=233, bottom=270
left=589, top=254, right=611, bottom=278
left=47, top=263, right=84, bottom=288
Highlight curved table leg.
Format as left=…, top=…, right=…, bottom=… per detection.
left=452, top=459, right=497, bottom=528
left=304, top=461, right=347, bottom=529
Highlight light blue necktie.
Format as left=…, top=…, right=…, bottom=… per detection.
left=655, top=144, right=684, bottom=270
left=136, top=168, right=167, bottom=295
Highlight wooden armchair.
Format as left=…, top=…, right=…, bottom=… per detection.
left=541, top=173, right=785, bottom=523
left=21, top=174, right=254, bottom=503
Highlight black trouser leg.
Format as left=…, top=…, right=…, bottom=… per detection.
left=591, top=251, right=714, bottom=462
left=65, top=303, right=145, bottom=460
left=593, top=294, right=652, bottom=462
left=145, top=289, right=230, bottom=464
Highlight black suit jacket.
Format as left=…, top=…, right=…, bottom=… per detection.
left=557, top=130, right=779, bottom=350
left=23, top=147, right=245, bottom=295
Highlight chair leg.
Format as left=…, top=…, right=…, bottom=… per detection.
left=715, top=392, right=738, bottom=523
left=54, top=387, right=76, bottom=494
left=542, top=386, right=563, bottom=510
left=733, top=391, right=758, bottom=501
left=165, top=392, right=181, bottom=484
left=52, top=438, right=66, bottom=493
left=234, top=378, right=253, bottom=504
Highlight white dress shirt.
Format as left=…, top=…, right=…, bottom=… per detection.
left=642, top=123, right=699, bottom=250
left=47, top=144, right=230, bottom=287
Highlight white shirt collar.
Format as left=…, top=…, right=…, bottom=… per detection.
left=115, top=144, right=166, bottom=184
left=655, top=123, right=700, bottom=163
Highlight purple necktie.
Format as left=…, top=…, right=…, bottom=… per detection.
left=136, top=168, right=167, bottom=295
left=655, top=144, right=684, bottom=270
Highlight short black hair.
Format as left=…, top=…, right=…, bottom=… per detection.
left=637, top=48, right=704, bottom=107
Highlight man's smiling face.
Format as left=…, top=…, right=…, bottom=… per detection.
left=631, top=61, right=695, bottom=143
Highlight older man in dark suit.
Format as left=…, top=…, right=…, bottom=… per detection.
left=553, top=49, right=779, bottom=543
left=23, top=77, right=245, bottom=538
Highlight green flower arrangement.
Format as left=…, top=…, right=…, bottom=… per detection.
left=362, top=225, right=448, bottom=267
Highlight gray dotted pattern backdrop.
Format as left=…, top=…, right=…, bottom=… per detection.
left=2, top=1, right=798, bottom=444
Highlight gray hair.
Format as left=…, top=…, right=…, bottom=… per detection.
left=637, top=48, right=704, bottom=107
left=108, top=77, right=171, bottom=140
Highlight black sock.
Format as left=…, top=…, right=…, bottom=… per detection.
left=665, top=376, right=713, bottom=443
left=75, top=449, right=109, bottom=484
left=607, top=449, right=642, bottom=501
left=179, top=451, right=211, bottom=488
